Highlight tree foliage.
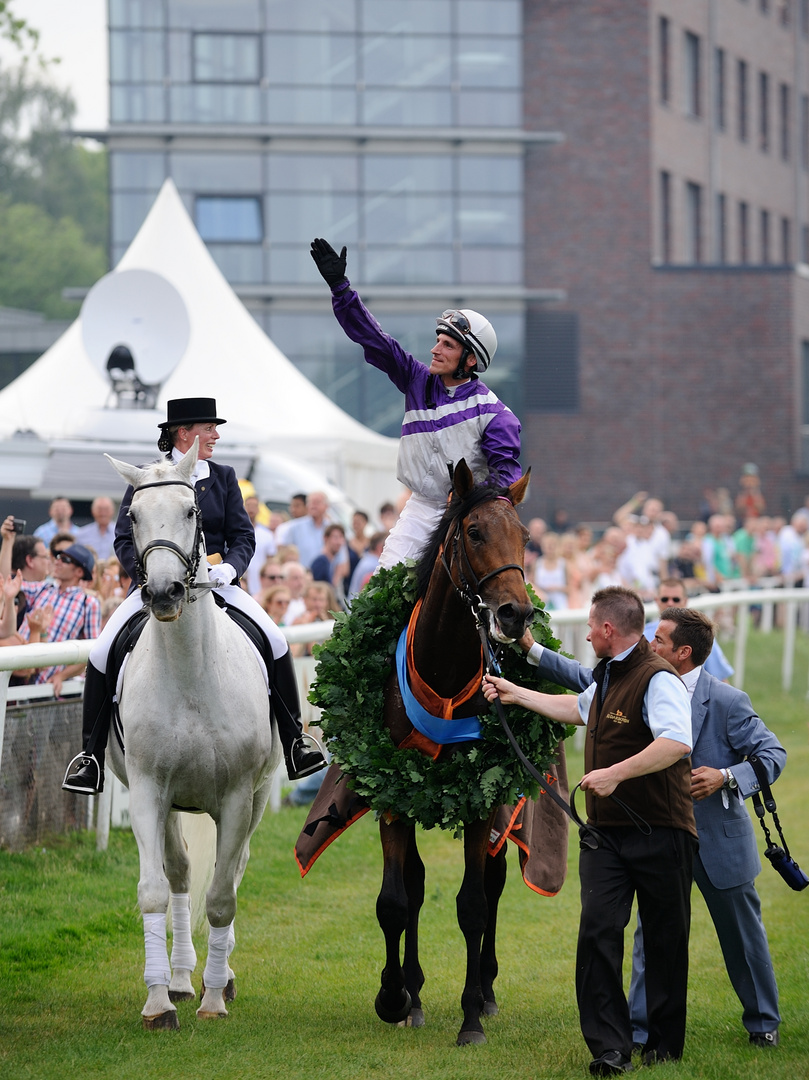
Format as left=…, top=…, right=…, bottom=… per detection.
left=0, top=62, right=108, bottom=316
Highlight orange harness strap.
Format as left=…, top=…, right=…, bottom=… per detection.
left=406, top=597, right=483, bottom=721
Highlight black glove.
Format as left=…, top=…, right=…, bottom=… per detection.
left=310, top=237, right=347, bottom=287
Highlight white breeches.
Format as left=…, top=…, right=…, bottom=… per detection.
left=377, top=493, right=445, bottom=571
left=89, top=581, right=289, bottom=673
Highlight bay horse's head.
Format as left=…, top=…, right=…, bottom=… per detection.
left=106, top=440, right=203, bottom=622
left=419, top=460, right=533, bottom=643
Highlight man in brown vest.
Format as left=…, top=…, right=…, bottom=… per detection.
left=484, top=586, right=696, bottom=1075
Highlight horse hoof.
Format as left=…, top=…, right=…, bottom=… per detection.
left=142, top=1011, right=179, bottom=1031
left=483, top=999, right=499, bottom=1016
left=196, top=1008, right=228, bottom=1020
left=397, top=1007, right=425, bottom=1028
left=457, top=1029, right=487, bottom=1046
left=375, top=988, right=412, bottom=1024
left=168, top=989, right=196, bottom=1003
left=201, top=978, right=236, bottom=1003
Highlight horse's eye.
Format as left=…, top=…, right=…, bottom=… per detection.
left=129, top=511, right=137, bottom=525
left=187, top=507, right=195, bottom=519
left=467, top=525, right=482, bottom=542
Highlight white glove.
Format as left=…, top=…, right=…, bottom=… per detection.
left=208, top=562, right=237, bottom=586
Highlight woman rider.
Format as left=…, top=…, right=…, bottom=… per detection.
left=62, top=397, right=327, bottom=795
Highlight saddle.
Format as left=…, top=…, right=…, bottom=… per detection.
left=108, top=596, right=275, bottom=755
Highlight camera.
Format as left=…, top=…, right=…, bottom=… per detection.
left=765, top=844, right=809, bottom=891
left=12, top=518, right=26, bottom=534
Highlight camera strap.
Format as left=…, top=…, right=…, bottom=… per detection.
left=748, top=753, right=792, bottom=859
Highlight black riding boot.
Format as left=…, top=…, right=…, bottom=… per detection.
left=273, top=651, right=327, bottom=781
left=62, top=661, right=111, bottom=796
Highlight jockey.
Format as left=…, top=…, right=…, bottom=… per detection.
left=62, top=397, right=327, bottom=796
left=310, top=238, right=523, bottom=569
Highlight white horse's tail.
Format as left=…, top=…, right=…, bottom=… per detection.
left=174, top=811, right=217, bottom=933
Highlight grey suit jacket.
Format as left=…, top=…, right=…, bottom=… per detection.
left=531, top=649, right=786, bottom=889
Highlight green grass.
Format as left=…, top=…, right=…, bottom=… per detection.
left=1, top=629, right=808, bottom=1079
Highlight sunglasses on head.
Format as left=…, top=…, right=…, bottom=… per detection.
left=438, top=309, right=471, bottom=335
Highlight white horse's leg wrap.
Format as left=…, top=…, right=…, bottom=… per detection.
left=203, top=923, right=234, bottom=990
left=143, top=912, right=171, bottom=987
left=169, top=893, right=197, bottom=973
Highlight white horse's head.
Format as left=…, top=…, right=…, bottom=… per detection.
left=106, top=439, right=201, bottom=622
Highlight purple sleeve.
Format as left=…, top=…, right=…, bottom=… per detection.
left=331, top=281, right=423, bottom=393
left=481, top=403, right=523, bottom=487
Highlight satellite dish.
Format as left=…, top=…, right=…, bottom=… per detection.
left=81, top=269, right=190, bottom=385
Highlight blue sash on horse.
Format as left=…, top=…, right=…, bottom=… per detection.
left=395, top=628, right=482, bottom=745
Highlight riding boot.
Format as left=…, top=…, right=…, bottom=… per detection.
left=62, top=661, right=110, bottom=796
left=273, top=651, right=327, bottom=781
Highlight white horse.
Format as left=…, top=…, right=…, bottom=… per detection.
left=106, top=441, right=282, bottom=1029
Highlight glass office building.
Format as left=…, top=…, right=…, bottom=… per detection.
left=106, top=0, right=558, bottom=439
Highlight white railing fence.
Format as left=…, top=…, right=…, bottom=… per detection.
left=2, top=591, right=808, bottom=850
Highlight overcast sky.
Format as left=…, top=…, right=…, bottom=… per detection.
left=1, top=0, right=108, bottom=129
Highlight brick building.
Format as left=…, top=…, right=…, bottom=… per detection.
left=524, top=0, right=809, bottom=522
left=102, top=0, right=809, bottom=523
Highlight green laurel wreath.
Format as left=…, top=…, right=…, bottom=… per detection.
left=310, top=563, right=574, bottom=834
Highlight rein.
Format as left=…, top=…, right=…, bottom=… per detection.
left=130, top=478, right=220, bottom=603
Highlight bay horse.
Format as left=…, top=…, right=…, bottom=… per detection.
left=375, top=460, right=539, bottom=1046
left=105, top=442, right=281, bottom=1028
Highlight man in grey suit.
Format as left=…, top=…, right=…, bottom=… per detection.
left=629, top=607, right=784, bottom=1049
left=520, top=607, right=785, bottom=1050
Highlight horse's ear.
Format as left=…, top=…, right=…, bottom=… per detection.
left=452, top=459, right=474, bottom=499
left=508, top=467, right=531, bottom=507
left=176, top=437, right=199, bottom=482
left=105, top=454, right=147, bottom=489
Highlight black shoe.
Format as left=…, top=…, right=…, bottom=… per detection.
left=589, top=1051, right=633, bottom=1076
left=62, top=753, right=104, bottom=795
left=749, top=1030, right=779, bottom=1047
left=285, top=734, right=327, bottom=781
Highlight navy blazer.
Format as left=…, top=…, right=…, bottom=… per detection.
left=532, top=649, right=786, bottom=889
left=114, top=458, right=256, bottom=583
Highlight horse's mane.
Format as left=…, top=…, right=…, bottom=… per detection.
left=414, top=481, right=513, bottom=599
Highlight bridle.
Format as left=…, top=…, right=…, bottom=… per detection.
left=129, top=479, right=217, bottom=604
left=439, top=495, right=526, bottom=637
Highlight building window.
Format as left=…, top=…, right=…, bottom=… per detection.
left=802, top=94, right=809, bottom=168
left=737, top=59, right=749, bottom=141
left=524, top=310, right=580, bottom=413
left=803, top=224, right=809, bottom=263
left=660, top=169, right=672, bottom=261
left=781, top=216, right=791, bottom=262
left=739, top=200, right=749, bottom=262
left=684, top=31, right=702, bottom=117
left=802, top=0, right=809, bottom=35
left=686, top=181, right=702, bottom=262
left=760, top=208, right=771, bottom=262
left=779, top=83, right=791, bottom=160
left=659, top=16, right=671, bottom=104
left=759, top=70, right=770, bottom=151
left=779, top=0, right=791, bottom=25
left=715, top=47, right=726, bottom=130
left=194, top=196, right=263, bottom=241
left=192, top=33, right=261, bottom=83
left=716, top=192, right=727, bottom=262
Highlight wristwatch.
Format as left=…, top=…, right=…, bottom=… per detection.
left=722, top=767, right=738, bottom=790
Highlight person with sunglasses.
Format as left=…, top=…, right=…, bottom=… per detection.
left=643, top=578, right=734, bottom=682
left=310, top=238, right=522, bottom=571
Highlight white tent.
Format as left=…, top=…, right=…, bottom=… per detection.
left=0, top=179, right=400, bottom=513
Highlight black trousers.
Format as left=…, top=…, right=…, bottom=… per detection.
left=576, top=825, right=696, bottom=1061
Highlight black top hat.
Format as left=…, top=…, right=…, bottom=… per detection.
left=157, top=397, right=227, bottom=431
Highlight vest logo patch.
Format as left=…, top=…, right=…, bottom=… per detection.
left=606, top=709, right=629, bottom=724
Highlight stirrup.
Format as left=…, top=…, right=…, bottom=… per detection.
left=286, top=732, right=327, bottom=781
left=62, top=752, right=104, bottom=795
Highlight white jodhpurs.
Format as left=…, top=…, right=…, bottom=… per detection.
left=377, top=493, right=445, bottom=571
left=89, top=580, right=289, bottom=674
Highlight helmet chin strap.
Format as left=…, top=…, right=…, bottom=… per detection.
left=452, top=345, right=474, bottom=381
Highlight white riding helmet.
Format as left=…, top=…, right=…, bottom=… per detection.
left=435, top=309, right=497, bottom=373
